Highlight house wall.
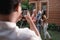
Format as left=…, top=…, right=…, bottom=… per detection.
left=29, top=0, right=37, bottom=2
left=48, top=0, right=60, bottom=26
left=29, top=0, right=60, bottom=26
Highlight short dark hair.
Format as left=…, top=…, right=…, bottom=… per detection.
left=0, top=0, right=21, bottom=15
left=42, top=10, right=46, bottom=19
left=42, top=10, right=46, bottom=15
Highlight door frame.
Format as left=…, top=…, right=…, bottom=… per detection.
left=40, top=0, right=49, bottom=19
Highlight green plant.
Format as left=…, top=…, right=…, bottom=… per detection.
left=48, top=23, right=57, bottom=31
left=21, top=0, right=33, bottom=11
left=21, top=0, right=29, bottom=10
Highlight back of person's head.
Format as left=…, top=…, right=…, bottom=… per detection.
left=42, top=10, right=46, bottom=15
left=33, top=9, right=37, bottom=15
left=33, top=9, right=37, bottom=12
left=0, top=0, right=21, bottom=15
left=42, top=10, right=46, bottom=19
left=33, top=9, right=36, bottom=12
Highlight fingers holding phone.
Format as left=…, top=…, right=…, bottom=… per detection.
left=24, top=11, right=32, bottom=24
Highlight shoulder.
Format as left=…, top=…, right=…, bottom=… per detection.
left=18, top=28, right=36, bottom=36
left=16, top=28, right=42, bottom=40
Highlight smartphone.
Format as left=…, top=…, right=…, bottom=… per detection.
left=22, top=10, right=27, bottom=17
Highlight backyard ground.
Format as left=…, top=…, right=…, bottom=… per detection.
left=41, top=30, right=60, bottom=40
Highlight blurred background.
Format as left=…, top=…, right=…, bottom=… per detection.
left=17, top=0, right=60, bottom=40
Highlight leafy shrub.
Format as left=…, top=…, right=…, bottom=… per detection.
left=48, top=23, right=57, bottom=31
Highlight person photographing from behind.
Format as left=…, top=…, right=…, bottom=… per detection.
left=0, top=0, right=42, bottom=40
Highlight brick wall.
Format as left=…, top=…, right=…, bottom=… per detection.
left=48, top=0, right=60, bottom=26
left=29, top=0, right=60, bottom=26
left=29, top=0, right=37, bottom=2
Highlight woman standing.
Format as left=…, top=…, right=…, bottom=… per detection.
left=42, top=10, right=52, bottom=40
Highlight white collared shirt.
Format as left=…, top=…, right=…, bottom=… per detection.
left=0, top=21, right=42, bottom=40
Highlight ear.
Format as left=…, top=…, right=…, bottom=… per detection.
left=15, top=5, right=19, bottom=12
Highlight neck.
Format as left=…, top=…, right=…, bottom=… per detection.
left=0, top=15, right=9, bottom=21
left=0, top=14, right=16, bottom=23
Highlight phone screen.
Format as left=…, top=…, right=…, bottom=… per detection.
left=22, top=10, right=27, bottom=16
